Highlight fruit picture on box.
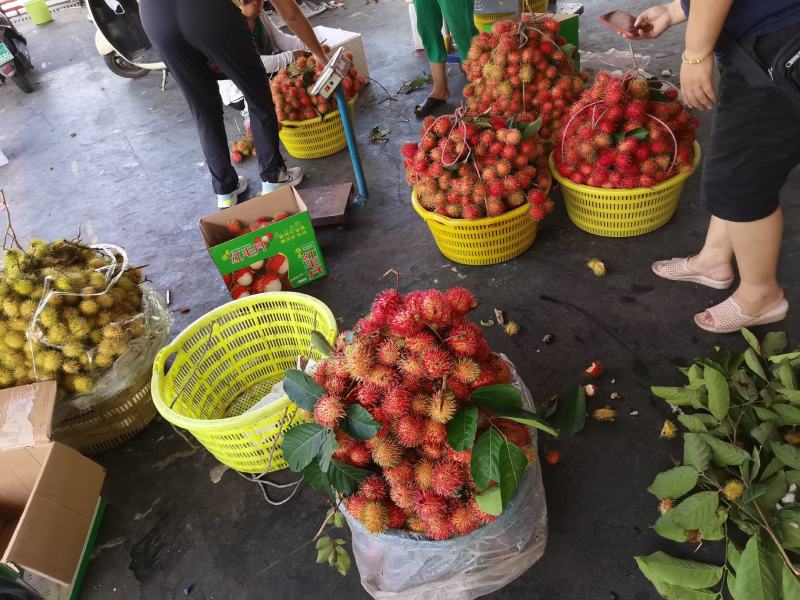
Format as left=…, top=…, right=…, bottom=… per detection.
left=281, top=287, right=557, bottom=543
left=554, top=71, right=698, bottom=189
left=463, top=15, right=588, bottom=140
left=270, top=52, right=365, bottom=123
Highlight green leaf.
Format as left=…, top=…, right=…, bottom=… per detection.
left=704, top=366, right=730, bottom=420
left=447, top=407, right=479, bottom=451
left=318, top=428, right=337, bottom=472
left=753, top=406, right=780, bottom=424
left=653, top=582, right=717, bottom=600
left=558, top=386, right=587, bottom=436
left=731, top=533, right=783, bottom=600
left=326, top=460, right=372, bottom=495
left=334, top=547, right=351, bottom=576
left=520, top=116, right=542, bottom=140
left=741, top=482, right=770, bottom=505
left=759, top=457, right=785, bottom=483
left=728, top=541, right=742, bottom=573
left=773, top=403, right=800, bottom=426
left=700, top=433, right=750, bottom=466
left=635, top=551, right=724, bottom=590
left=560, top=42, right=576, bottom=58
left=647, top=466, right=699, bottom=499
left=777, top=388, right=800, bottom=404
left=745, top=348, right=768, bottom=382
left=653, top=514, right=690, bottom=542
left=342, top=404, right=380, bottom=441
left=782, top=563, right=800, bottom=600
left=282, top=423, right=328, bottom=472
left=777, top=508, right=800, bottom=549
left=473, top=485, right=502, bottom=516
left=779, top=361, right=798, bottom=390
left=756, top=471, right=788, bottom=512
left=310, top=330, right=334, bottom=357
left=316, top=536, right=334, bottom=564
left=768, top=352, right=800, bottom=364
left=678, top=413, right=709, bottom=433
left=742, top=328, right=762, bottom=354
left=695, top=356, right=727, bottom=376
left=772, top=442, right=800, bottom=469
left=652, top=386, right=699, bottom=406
left=699, top=509, right=728, bottom=541
left=494, top=408, right=559, bottom=437
left=333, top=511, right=346, bottom=529
left=625, top=126, right=649, bottom=141
left=498, top=439, right=528, bottom=508
left=471, top=427, right=503, bottom=489
left=470, top=384, right=522, bottom=411
left=303, top=459, right=328, bottom=491
left=663, top=491, right=719, bottom=530
left=284, top=369, right=325, bottom=411
left=732, top=369, right=759, bottom=402
left=684, top=433, right=711, bottom=471
left=762, top=331, right=788, bottom=358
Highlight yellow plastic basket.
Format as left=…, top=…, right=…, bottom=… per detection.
left=151, top=292, right=338, bottom=474
left=474, top=12, right=513, bottom=30
left=411, top=189, right=538, bottom=266
left=278, top=97, right=356, bottom=160
left=549, top=141, right=702, bottom=238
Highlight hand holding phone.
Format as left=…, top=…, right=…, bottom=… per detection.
left=598, top=10, right=641, bottom=36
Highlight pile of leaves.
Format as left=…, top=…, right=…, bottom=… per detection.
left=462, top=16, right=586, bottom=140
left=554, top=71, right=698, bottom=189
left=636, top=329, right=800, bottom=598
left=281, top=287, right=557, bottom=546
left=401, top=113, right=553, bottom=221
left=270, top=52, right=365, bottom=122
left=0, top=239, right=144, bottom=398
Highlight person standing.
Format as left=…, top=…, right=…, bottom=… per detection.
left=140, top=0, right=327, bottom=208
left=413, top=0, right=477, bottom=117
left=626, top=0, right=800, bottom=333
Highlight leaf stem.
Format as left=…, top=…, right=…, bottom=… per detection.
left=753, top=501, right=800, bottom=577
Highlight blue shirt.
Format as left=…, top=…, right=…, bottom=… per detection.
left=681, top=0, right=800, bottom=40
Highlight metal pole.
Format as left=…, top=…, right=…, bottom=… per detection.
left=335, top=85, right=368, bottom=205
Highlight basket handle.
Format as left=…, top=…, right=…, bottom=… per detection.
left=152, top=341, right=180, bottom=381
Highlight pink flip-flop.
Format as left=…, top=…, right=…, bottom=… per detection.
left=694, top=296, right=789, bottom=334
left=651, top=257, right=734, bottom=290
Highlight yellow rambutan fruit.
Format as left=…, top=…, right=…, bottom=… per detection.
left=72, top=374, right=94, bottom=393
left=428, top=389, right=457, bottom=424
left=4, top=331, right=26, bottom=349
left=38, top=351, right=62, bottom=374
left=360, top=501, right=389, bottom=534
left=79, top=299, right=99, bottom=316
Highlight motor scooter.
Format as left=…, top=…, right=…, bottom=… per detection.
left=87, top=0, right=166, bottom=86
left=0, top=5, right=34, bottom=93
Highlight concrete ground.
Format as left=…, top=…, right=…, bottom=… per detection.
left=1, top=2, right=798, bottom=599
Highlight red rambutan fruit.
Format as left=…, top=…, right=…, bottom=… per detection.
left=450, top=502, right=479, bottom=536
left=344, top=341, right=374, bottom=380
left=425, top=420, right=448, bottom=446
left=420, top=289, right=451, bottom=328
left=414, top=458, right=435, bottom=490
left=445, top=287, right=476, bottom=315
left=447, top=446, right=472, bottom=464
left=357, top=383, right=382, bottom=407
left=394, top=413, right=426, bottom=447
left=452, top=357, right=481, bottom=384
left=401, top=143, right=418, bottom=159
left=389, top=480, right=417, bottom=510
left=423, top=514, right=453, bottom=541
left=432, top=460, right=465, bottom=497
left=423, top=346, right=453, bottom=379
left=389, top=309, right=423, bottom=337
left=421, top=441, right=445, bottom=460
left=377, top=339, right=401, bottom=366
left=415, top=489, right=449, bottom=520
left=614, top=152, right=634, bottom=171
left=387, top=502, right=406, bottom=529
left=348, top=442, right=372, bottom=467
left=366, top=365, right=400, bottom=389
left=398, top=355, right=426, bottom=383
left=359, top=474, right=388, bottom=500
left=346, top=493, right=368, bottom=519
left=382, top=385, right=412, bottom=418
left=446, top=323, right=482, bottom=357
left=370, top=289, right=405, bottom=325
left=369, top=435, right=403, bottom=468
left=494, top=419, right=532, bottom=448
left=384, top=459, right=414, bottom=486
left=314, top=395, right=346, bottom=428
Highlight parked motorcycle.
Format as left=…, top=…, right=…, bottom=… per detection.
left=87, top=0, right=165, bottom=83
left=0, top=6, right=34, bottom=93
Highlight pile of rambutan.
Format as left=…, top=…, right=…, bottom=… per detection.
left=270, top=53, right=365, bottom=122
left=462, top=16, right=587, bottom=140
left=401, top=113, right=554, bottom=221
left=553, top=71, right=699, bottom=189
left=306, top=288, right=537, bottom=541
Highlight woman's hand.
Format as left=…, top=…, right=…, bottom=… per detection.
left=622, top=1, right=685, bottom=40
left=680, top=56, right=717, bottom=109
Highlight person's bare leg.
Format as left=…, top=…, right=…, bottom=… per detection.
left=429, top=62, right=449, bottom=100
left=687, top=216, right=735, bottom=281
left=696, top=208, right=784, bottom=326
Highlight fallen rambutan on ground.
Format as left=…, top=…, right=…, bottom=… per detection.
left=553, top=71, right=698, bottom=189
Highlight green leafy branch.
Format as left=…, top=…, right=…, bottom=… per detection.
left=637, top=329, right=800, bottom=599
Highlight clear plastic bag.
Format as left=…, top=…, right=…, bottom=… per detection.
left=343, top=357, right=548, bottom=600
left=579, top=48, right=652, bottom=76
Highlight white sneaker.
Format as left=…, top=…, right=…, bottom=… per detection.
left=262, top=167, right=303, bottom=194
left=217, top=175, right=248, bottom=209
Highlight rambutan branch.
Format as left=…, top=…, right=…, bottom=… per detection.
left=1, top=190, right=25, bottom=253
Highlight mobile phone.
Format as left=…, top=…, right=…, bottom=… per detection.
left=598, top=10, right=643, bottom=36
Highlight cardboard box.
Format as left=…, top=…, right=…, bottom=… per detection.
left=314, top=25, right=370, bottom=79
left=199, top=186, right=327, bottom=297
left=0, top=382, right=105, bottom=588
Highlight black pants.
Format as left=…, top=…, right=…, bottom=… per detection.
left=140, top=0, right=284, bottom=194
left=702, top=25, right=800, bottom=222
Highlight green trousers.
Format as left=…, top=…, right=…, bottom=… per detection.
left=413, top=0, right=478, bottom=63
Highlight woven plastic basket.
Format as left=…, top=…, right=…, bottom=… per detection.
left=279, top=97, right=357, bottom=160
left=151, top=292, right=338, bottom=474
left=411, top=189, right=538, bottom=266
left=549, top=141, right=702, bottom=237
left=474, top=12, right=513, bottom=30
left=53, top=369, right=156, bottom=454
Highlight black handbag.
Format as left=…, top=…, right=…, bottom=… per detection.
left=718, top=27, right=800, bottom=105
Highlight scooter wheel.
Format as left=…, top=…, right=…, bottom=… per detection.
left=104, top=52, right=148, bottom=79
left=11, top=70, right=33, bottom=93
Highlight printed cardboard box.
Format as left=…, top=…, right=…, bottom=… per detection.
left=199, top=186, right=327, bottom=298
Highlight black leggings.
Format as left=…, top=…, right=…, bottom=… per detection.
left=140, top=0, right=284, bottom=194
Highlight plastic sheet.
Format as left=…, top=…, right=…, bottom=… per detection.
left=579, top=48, right=652, bottom=75
left=343, top=357, right=548, bottom=600
left=54, top=284, right=171, bottom=420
